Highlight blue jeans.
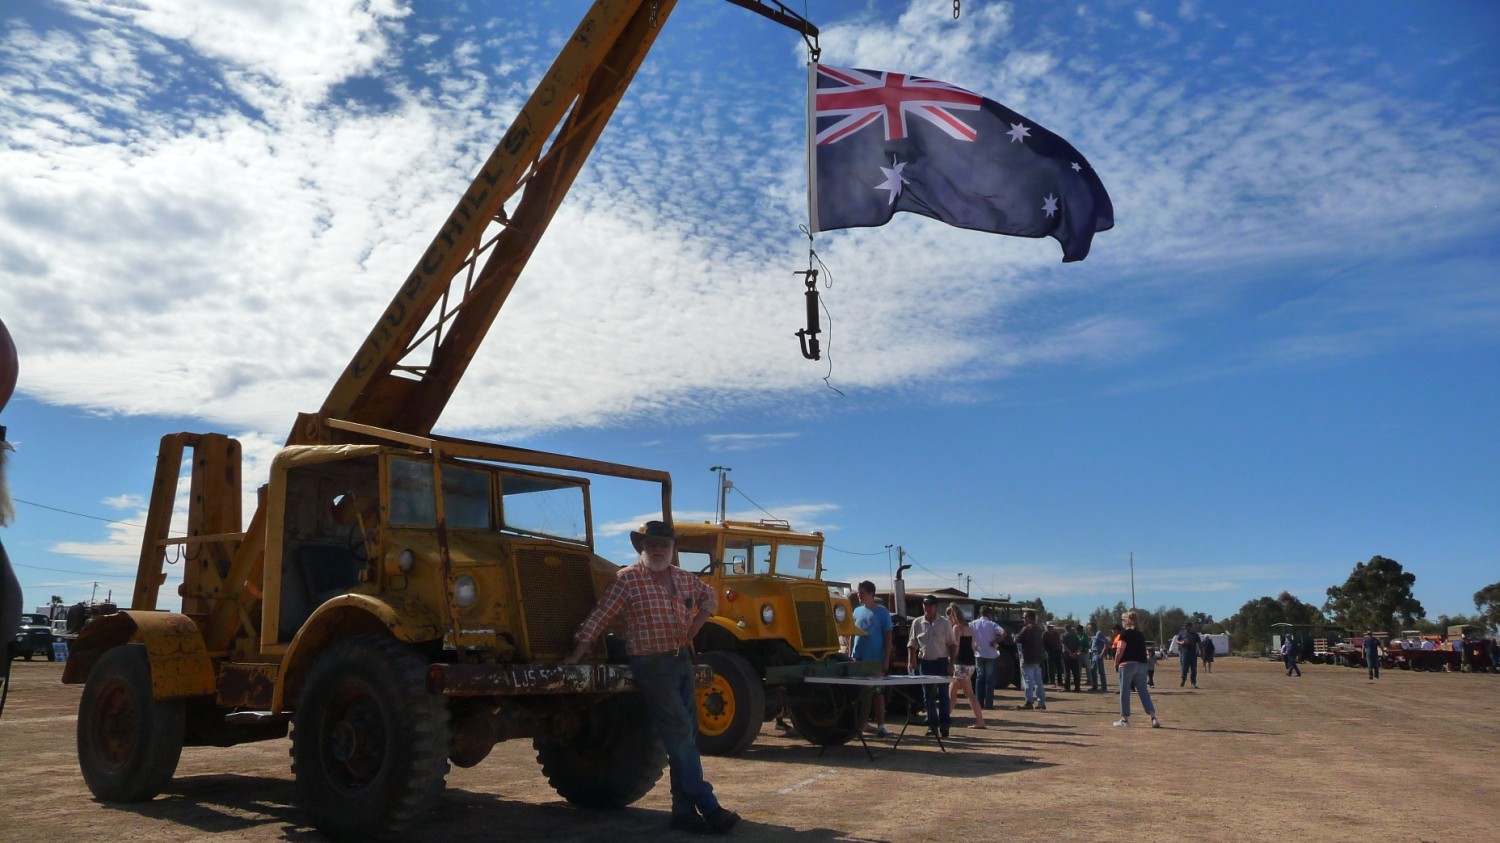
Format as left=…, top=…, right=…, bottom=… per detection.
left=974, top=656, right=999, bottom=708
left=918, top=658, right=952, bottom=727
left=1088, top=653, right=1108, bottom=691
left=1180, top=652, right=1197, bottom=685
left=630, top=649, right=720, bottom=818
left=1284, top=654, right=1301, bottom=676
left=1022, top=663, right=1046, bottom=705
left=1118, top=662, right=1155, bottom=719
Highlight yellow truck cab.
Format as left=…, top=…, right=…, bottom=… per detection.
left=674, top=519, right=872, bottom=755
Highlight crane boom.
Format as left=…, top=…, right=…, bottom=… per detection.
left=302, top=0, right=677, bottom=444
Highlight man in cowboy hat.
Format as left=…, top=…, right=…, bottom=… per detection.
left=907, top=594, right=957, bottom=736
left=566, top=520, right=739, bottom=834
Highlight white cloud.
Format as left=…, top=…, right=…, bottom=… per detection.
left=1, top=0, right=1496, bottom=446
left=51, top=0, right=412, bottom=106
left=702, top=432, right=800, bottom=451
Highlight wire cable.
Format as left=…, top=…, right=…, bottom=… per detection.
left=14, top=497, right=144, bottom=528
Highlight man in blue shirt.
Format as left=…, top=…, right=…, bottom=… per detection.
left=848, top=580, right=893, bottom=738
left=1281, top=634, right=1302, bottom=676
left=1362, top=631, right=1383, bottom=680
left=1087, top=622, right=1109, bottom=692
left=1175, top=621, right=1201, bottom=688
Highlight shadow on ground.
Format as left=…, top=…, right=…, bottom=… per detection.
left=100, top=773, right=881, bottom=842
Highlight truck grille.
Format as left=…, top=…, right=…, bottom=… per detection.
left=514, top=548, right=597, bottom=658
left=794, top=596, right=834, bottom=649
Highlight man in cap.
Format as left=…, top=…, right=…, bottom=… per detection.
left=906, top=594, right=957, bottom=737
left=566, top=520, right=739, bottom=834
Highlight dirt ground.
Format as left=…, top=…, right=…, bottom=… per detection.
left=2, top=656, right=1496, bottom=843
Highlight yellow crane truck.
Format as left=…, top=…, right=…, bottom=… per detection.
left=61, top=1, right=821, bottom=838
left=677, top=519, right=874, bottom=755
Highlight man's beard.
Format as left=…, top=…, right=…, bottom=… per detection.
left=640, top=550, right=672, bottom=572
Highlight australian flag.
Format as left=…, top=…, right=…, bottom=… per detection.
left=808, top=64, right=1113, bottom=262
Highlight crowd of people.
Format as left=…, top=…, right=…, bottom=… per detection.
left=844, top=589, right=1215, bottom=740
left=842, top=598, right=1237, bottom=740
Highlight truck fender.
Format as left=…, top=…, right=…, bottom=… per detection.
left=273, top=592, right=443, bottom=712
left=696, top=616, right=755, bottom=650
left=830, top=593, right=862, bottom=638
left=61, top=610, right=215, bottom=701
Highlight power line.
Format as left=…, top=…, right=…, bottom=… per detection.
left=727, top=486, right=891, bottom=557
left=824, top=544, right=888, bottom=556
left=14, top=497, right=144, bottom=528
left=897, top=548, right=956, bottom=583
left=727, top=485, right=779, bottom=521
left=12, top=561, right=125, bottom=577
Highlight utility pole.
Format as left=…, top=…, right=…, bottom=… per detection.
left=709, top=466, right=732, bottom=525
left=1129, top=551, right=1136, bottom=611
left=958, top=572, right=972, bottom=595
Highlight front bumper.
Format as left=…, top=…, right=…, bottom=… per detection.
left=11, top=635, right=54, bottom=656
left=426, top=662, right=714, bottom=697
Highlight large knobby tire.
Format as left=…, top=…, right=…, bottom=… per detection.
left=535, top=693, right=666, bottom=809
left=76, top=644, right=186, bottom=802
left=787, top=684, right=869, bottom=747
left=695, top=650, right=765, bottom=756
left=290, top=635, right=451, bottom=842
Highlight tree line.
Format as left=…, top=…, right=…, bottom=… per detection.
left=1018, top=556, right=1500, bottom=653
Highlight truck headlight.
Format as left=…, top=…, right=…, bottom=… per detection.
left=834, top=604, right=848, bottom=624
left=453, top=575, right=478, bottom=608
left=397, top=549, right=415, bottom=572
left=760, top=604, right=775, bottom=625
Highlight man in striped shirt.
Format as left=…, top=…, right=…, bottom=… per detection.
left=566, top=520, right=739, bottom=834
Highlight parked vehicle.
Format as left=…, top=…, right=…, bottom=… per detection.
left=11, top=613, right=56, bottom=661
left=675, top=519, right=867, bottom=755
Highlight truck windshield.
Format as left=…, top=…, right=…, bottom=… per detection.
left=724, top=538, right=771, bottom=575
left=499, top=474, right=586, bottom=544
left=773, top=542, right=821, bottom=576
left=389, top=458, right=492, bottom=529
left=388, top=457, right=588, bottom=544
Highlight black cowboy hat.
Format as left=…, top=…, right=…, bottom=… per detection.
left=629, top=520, right=676, bottom=551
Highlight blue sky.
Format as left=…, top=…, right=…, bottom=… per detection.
left=1, top=1, right=1496, bottom=624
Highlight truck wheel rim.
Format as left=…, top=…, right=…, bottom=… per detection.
left=92, top=680, right=140, bottom=770
left=696, top=675, right=734, bottom=736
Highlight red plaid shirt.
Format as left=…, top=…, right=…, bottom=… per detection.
left=575, top=563, right=718, bottom=657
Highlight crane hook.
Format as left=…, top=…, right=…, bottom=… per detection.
left=793, top=269, right=821, bottom=361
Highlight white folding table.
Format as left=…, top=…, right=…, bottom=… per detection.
left=801, top=674, right=953, bottom=759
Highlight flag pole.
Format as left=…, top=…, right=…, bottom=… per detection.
left=805, top=60, right=819, bottom=232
